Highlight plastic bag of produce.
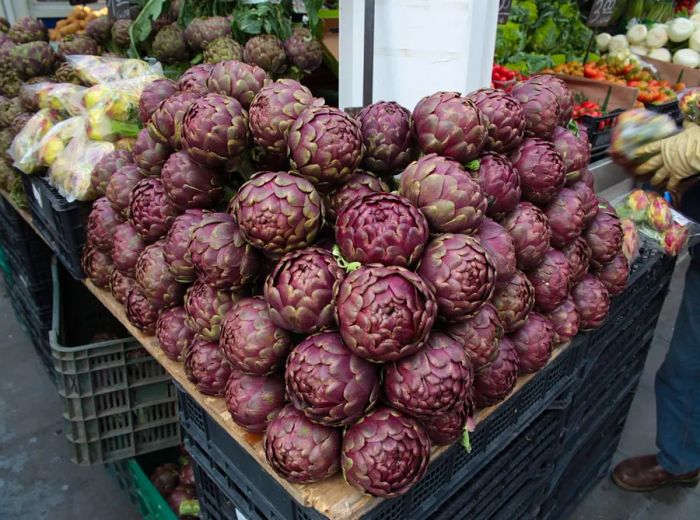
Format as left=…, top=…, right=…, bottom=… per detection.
left=65, top=55, right=163, bottom=85
left=36, top=116, right=84, bottom=168
left=49, top=125, right=115, bottom=201
left=679, top=87, right=700, bottom=123
left=85, top=105, right=140, bottom=142
left=83, top=77, right=153, bottom=123
left=21, top=82, right=86, bottom=116
left=609, top=109, right=679, bottom=169
left=8, top=109, right=63, bottom=174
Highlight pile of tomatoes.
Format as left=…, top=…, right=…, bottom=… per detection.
left=491, top=64, right=524, bottom=92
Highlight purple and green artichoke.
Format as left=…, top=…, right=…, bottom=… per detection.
left=184, top=280, right=240, bottom=340
left=417, top=233, right=496, bottom=321
left=181, top=93, right=249, bottom=169
left=335, top=265, right=437, bottom=363
left=265, top=405, right=341, bottom=483
left=243, top=34, right=287, bottom=74
left=284, top=27, right=323, bottom=73
left=510, top=79, right=561, bottom=139
left=162, top=210, right=208, bottom=283
left=184, top=17, right=231, bottom=51
left=86, top=16, right=114, bottom=44
left=412, top=91, right=487, bottom=163
left=399, top=153, right=486, bottom=234
left=188, top=212, right=259, bottom=289
left=385, top=331, right=473, bottom=418
left=8, top=17, right=46, bottom=44
left=110, top=270, right=135, bottom=306
left=139, top=79, right=178, bottom=124
left=561, top=237, right=592, bottom=287
left=584, top=209, right=624, bottom=265
left=528, top=74, right=574, bottom=124
left=125, top=286, right=164, bottom=334
left=225, top=371, right=286, bottom=433
left=92, top=150, right=133, bottom=197
left=324, top=171, right=388, bottom=222
left=206, top=60, right=269, bottom=109
left=249, top=79, right=321, bottom=156
left=551, top=125, right=590, bottom=174
left=57, top=34, right=98, bottom=58
left=148, top=92, right=199, bottom=150
left=471, top=152, right=521, bottom=219
left=133, top=129, right=170, bottom=178
left=107, top=165, right=145, bottom=219
left=546, top=297, right=580, bottom=346
left=509, top=137, right=566, bottom=205
left=230, top=171, right=324, bottom=259
left=421, top=396, right=473, bottom=446
left=476, top=217, right=517, bottom=282
left=286, top=331, right=380, bottom=427
left=570, top=180, right=598, bottom=226
left=161, top=151, right=225, bottom=210
left=156, top=306, right=195, bottom=361
left=220, top=297, right=292, bottom=375
left=263, top=247, right=346, bottom=334
left=501, top=202, right=551, bottom=271
left=446, top=302, right=503, bottom=371
left=184, top=339, right=232, bottom=396
left=287, top=106, right=364, bottom=190
left=128, top=178, right=179, bottom=243
left=204, top=36, right=243, bottom=64
left=592, top=253, right=629, bottom=296
left=467, top=88, right=525, bottom=153
left=135, top=241, right=186, bottom=308
left=111, top=19, right=132, bottom=48
left=508, top=312, right=554, bottom=374
left=473, top=337, right=519, bottom=407
left=335, top=192, right=428, bottom=268
left=527, top=248, right=571, bottom=313
left=357, top=101, right=414, bottom=175
left=87, top=197, right=122, bottom=254
left=571, top=274, right=610, bottom=329
left=152, top=23, right=189, bottom=65
left=81, top=245, right=114, bottom=289
left=491, top=271, right=535, bottom=333
left=178, top=64, right=213, bottom=96
left=342, top=406, right=430, bottom=498
left=10, top=41, right=55, bottom=79
left=545, top=187, right=585, bottom=249
left=112, top=222, right=146, bottom=277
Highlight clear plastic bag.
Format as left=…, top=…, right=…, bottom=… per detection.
left=8, top=109, right=63, bottom=174
left=83, top=76, right=154, bottom=123
left=609, top=108, right=679, bottom=169
left=36, top=116, right=85, bottom=168
left=65, top=55, right=163, bottom=85
left=23, top=82, right=86, bottom=116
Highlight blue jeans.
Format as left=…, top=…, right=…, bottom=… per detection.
left=656, top=260, right=700, bottom=474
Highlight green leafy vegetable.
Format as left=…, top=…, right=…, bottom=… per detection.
left=495, top=22, right=526, bottom=63
left=129, top=0, right=172, bottom=59
left=304, top=0, right=324, bottom=35
left=232, top=2, right=293, bottom=41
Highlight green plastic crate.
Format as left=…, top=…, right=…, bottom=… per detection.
left=107, top=448, right=180, bottom=520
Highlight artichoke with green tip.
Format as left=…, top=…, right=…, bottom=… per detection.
left=184, top=339, right=232, bottom=396
left=135, top=241, right=186, bottom=308
left=86, top=16, right=114, bottom=44
left=491, top=271, right=535, bottom=333
left=111, top=19, right=132, bottom=48
left=8, top=17, right=46, bottom=44
left=206, top=60, right=269, bottom=109
left=132, top=129, right=170, bottom=178
left=466, top=88, right=525, bottom=154
left=510, top=79, right=561, bottom=139
left=471, top=152, right=521, bottom=220
left=10, top=41, right=55, bottom=79
left=125, top=286, right=163, bottom=334
left=57, top=34, right=99, bottom=57
left=152, top=23, right=189, bottom=65
left=184, top=17, right=231, bottom=51
left=356, top=101, right=414, bottom=175
left=204, top=36, right=243, bottom=64
left=128, top=178, right=179, bottom=243
left=509, top=137, right=566, bottom=206
left=148, top=92, right=198, bottom=150
left=283, top=27, right=323, bottom=73
left=162, top=209, right=208, bottom=283
left=161, top=151, right=225, bottom=210
left=226, top=372, right=285, bottom=433
left=112, top=222, right=146, bottom=277
left=184, top=280, right=240, bottom=340
left=324, top=171, right=388, bottom=222
left=178, top=64, right=213, bottom=96
left=106, top=164, right=144, bottom=218
left=243, top=34, right=287, bottom=74
left=139, top=79, right=178, bottom=124
left=501, top=202, right=551, bottom=271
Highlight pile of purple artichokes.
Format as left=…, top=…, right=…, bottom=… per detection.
left=81, top=68, right=630, bottom=499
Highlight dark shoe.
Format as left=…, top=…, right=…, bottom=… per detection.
left=612, top=455, right=700, bottom=492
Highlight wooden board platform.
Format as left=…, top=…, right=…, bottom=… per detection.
left=0, top=188, right=569, bottom=520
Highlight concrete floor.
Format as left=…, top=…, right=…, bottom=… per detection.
left=0, top=257, right=698, bottom=520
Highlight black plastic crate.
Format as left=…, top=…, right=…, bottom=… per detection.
left=646, top=99, right=681, bottom=125
left=579, top=108, right=624, bottom=163
left=21, top=175, right=90, bottom=280
left=192, top=456, right=240, bottom=520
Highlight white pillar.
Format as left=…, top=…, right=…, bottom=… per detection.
left=339, top=0, right=498, bottom=111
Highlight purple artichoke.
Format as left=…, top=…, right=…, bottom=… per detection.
left=421, top=386, right=474, bottom=445
left=184, top=280, right=240, bottom=340
left=324, top=171, right=388, bottom=222
left=8, top=17, right=46, bottom=44
left=230, top=171, right=323, bottom=259
left=265, top=405, right=341, bottom=483
left=163, top=210, right=208, bottom=283
left=580, top=167, right=595, bottom=190
left=139, top=79, right=178, bottom=124
left=151, top=464, right=179, bottom=496
left=474, top=337, right=519, bottom=407
left=135, top=241, right=186, bottom=308
left=181, top=93, right=249, bottom=169
left=491, top=271, right=535, bottom=333
left=249, top=79, right=321, bottom=156
left=417, top=233, right=496, bottom=321
left=476, top=218, right=517, bottom=282
left=206, top=60, right=269, bottom=109
left=86, top=16, right=114, bottom=45
left=342, top=406, right=430, bottom=498
left=510, top=80, right=561, bottom=139
left=508, top=312, right=554, bottom=374
left=572, top=274, right=610, bottom=329
left=446, top=302, right=503, bottom=371
left=10, top=42, right=55, bottom=79
left=161, top=151, right=225, bottom=210
left=412, top=91, right=487, bottom=163
left=133, top=129, right=170, bottom=178
left=111, top=19, right=131, bottom=48
left=184, top=17, right=231, bottom=51
left=286, top=331, right=380, bottom=427
left=263, top=247, right=346, bottom=334
left=501, top=202, right=551, bottom=270
left=592, top=253, right=629, bottom=296
left=385, top=331, right=473, bottom=419
left=128, top=178, right=179, bottom=243
left=148, top=92, right=199, bottom=150
left=545, top=187, right=585, bottom=249
left=399, top=153, right=486, bottom=234
left=125, top=286, right=163, bottom=334
left=57, top=34, right=98, bottom=58
left=335, top=192, right=428, bottom=268
left=220, top=297, right=291, bottom=375
left=546, top=297, right=580, bottom=346
left=510, top=138, right=566, bottom=206
left=178, top=64, right=213, bottom=96
left=335, top=265, right=437, bottom=363
left=357, top=101, right=415, bottom=175
left=87, top=197, right=122, bottom=254
left=156, top=306, right=195, bottom=361
left=467, top=88, right=525, bottom=153
left=112, top=222, right=147, bottom=277
left=527, top=248, right=571, bottom=313
left=569, top=180, right=598, bottom=226
left=110, top=270, right=135, bottom=306
left=91, top=150, right=133, bottom=197
left=81, top=245, right=114, bottom=289
left=184, top=339, right=232, bottom=396
left=226, top=371, right=286, bottom=433
left=551, top=125, right=591, bottom=174
left=584, top=210, right=624, bottom=265
left=283, top=27, right=323, bottom=73
left=243, top=34, right=287, bottom=74
left=287, top=106, right=364, bottom=190
left=528, top=75, right=574, bottom=124
left=106, top=164, right=144, bottom=218
left=471, top=152, right=521, bottom=219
